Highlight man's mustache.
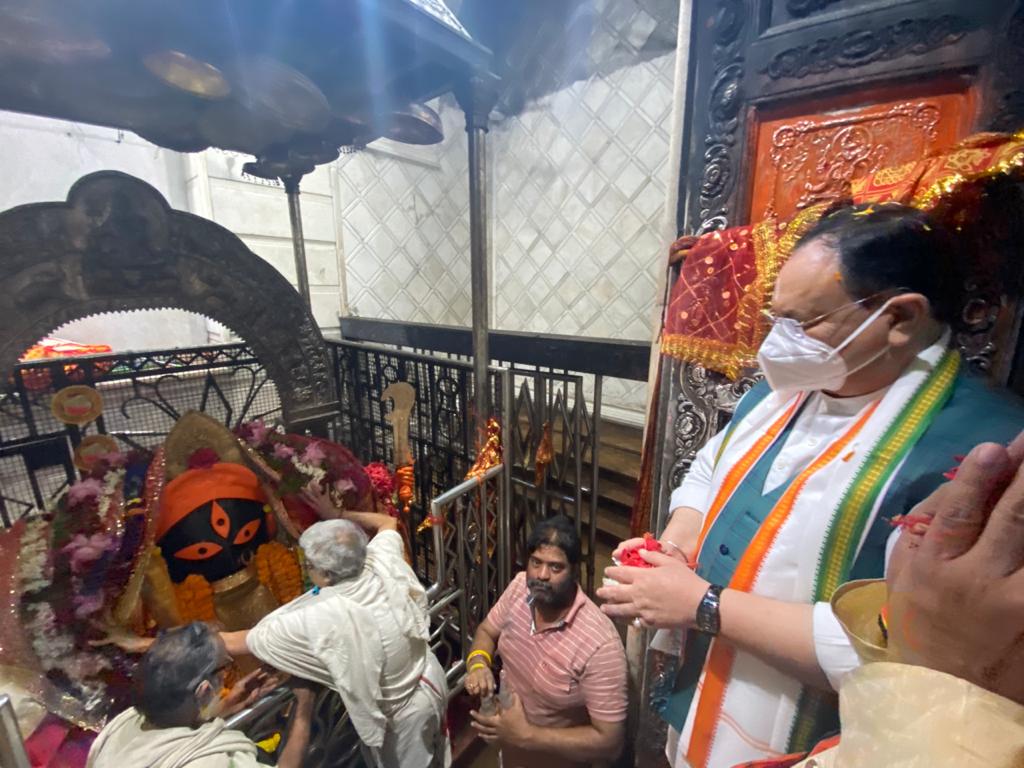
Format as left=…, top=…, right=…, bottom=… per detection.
left=527, top=579, right=553, bottom=591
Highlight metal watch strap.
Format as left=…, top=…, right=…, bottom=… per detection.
left=695, top=584, right=724, bottom=636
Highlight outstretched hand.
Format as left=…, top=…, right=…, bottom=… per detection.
left=88, top=622, right=153, bottom=654
left=887, top=431, right=1024, bottom=705
left=221, top=667, right=287, bottom=717
left=298, top=482, right=343, bottom=520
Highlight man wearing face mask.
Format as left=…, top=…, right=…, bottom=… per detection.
left=599, top=203, right=1024, bottom=768
left=86, top=622, right=316, bottom=768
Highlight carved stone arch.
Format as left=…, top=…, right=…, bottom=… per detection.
left=0, top=171, right=336, bottom=425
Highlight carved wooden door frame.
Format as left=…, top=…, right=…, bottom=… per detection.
left=638, top=3, right=1024, bottom=752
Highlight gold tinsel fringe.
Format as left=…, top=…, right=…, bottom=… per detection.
left=912, top=148, right=1024, bottom=210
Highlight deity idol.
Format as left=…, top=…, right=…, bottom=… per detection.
left=0, top=410, right=392, bottom=766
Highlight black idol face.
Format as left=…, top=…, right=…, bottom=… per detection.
left=159, top=497, right=270, bottom=583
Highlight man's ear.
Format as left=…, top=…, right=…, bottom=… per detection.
left=886, top=293, right=931, bottom=347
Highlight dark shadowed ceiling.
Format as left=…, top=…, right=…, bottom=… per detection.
left=0, top=0, right=490, bottom=175
left=454, top=0, right=679, bottom=116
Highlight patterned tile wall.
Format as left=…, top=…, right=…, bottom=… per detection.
left=337, top=2, right=677, bottom=421
left=336, top=102, right=473, bottom=327
left=490, top=51, right=674, bottom=419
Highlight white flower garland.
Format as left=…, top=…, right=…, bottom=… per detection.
left=18, top=519, right=51, bottom=594
left=97, top=468, right=126, bottom=520
left=26, top=602, right=74, bottom=672
left=292, top=458, right=327, bottom=486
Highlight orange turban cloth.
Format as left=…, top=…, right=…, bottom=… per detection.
left=157, top=462, right=266, bottom=542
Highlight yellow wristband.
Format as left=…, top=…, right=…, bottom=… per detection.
left=467, top=649, right=492, bottom=666
left=468, top=662, right=489, bottom=673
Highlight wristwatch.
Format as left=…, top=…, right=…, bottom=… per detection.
left=695, top=584, right=724, bottom=636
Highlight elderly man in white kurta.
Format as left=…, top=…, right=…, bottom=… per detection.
left=598, top=204, right=1024, bottom=768
left=224, top=510, right=450, bottom=768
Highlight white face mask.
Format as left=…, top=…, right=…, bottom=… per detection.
left=196, top=680, right=222, bottom=721
left=756, top=298, right=896, bottom=393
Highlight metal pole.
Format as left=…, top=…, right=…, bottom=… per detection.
left=589, top=375, right=602, bottom=595
left=458, top=77, right=497, bottom=438
left=467, top=118, right=489, bottom=429
left=282, top=174, right=312, bottom=309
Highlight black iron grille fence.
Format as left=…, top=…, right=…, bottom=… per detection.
left=1, top=328, right=651, bottom=598
left=327, top=339, right=510, bottom=584
left=0, top=344, right=281, bottom=527
left=337, top=317, right=652, bottom=595
left=0, top=339, right=506, bottom=596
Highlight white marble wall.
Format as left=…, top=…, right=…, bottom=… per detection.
left=334, top=102, right=473, bottom=327
left=490, top=53, right=675, bottom=420
left=183, top=151, right=346, bottom=336
left=333, top=51, right=676, bottom=423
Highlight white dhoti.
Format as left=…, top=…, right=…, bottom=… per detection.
left=362, top=652, right=451, bottom=768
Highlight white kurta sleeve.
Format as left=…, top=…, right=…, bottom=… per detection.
left=367, top=527, right=405, bottom=561
left=813, top=601, right=863, bottom=690
left=884, top=527, right=901, bottom=569
left=668, top=426, right=727, bottom=514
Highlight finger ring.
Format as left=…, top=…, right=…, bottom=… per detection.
left=632, top=617, right=642, bottom=628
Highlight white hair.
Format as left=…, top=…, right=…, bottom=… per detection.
left=299, top=519, right=368, bottom=583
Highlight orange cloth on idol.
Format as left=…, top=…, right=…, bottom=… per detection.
left=157, top=462, right=266, bottom=541
left=661, top=131, right=1024, bottom=379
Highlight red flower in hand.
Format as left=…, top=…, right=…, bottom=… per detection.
left=618, top=533, right=663, bottom=568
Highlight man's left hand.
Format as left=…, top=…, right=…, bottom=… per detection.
left=221, top=667, right=286, bottom=717
left=298, top=482, right=342, bottom=520
left=597, top=551, right=709, bottom=628
left=469, top=693, right=533, bottom=747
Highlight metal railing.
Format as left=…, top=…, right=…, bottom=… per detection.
left=425, top=463, right=507, bottom=691
left=338, top=317, right=652, bottom=594
left=0, top=696, right=30, bottom=768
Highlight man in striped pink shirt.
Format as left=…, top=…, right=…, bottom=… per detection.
left=467, top=516, right=627, bottom=768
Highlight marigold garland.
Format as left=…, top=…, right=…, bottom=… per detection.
left=254, top=542, right=304, bottom=605
left=172, top=573, right=217, bottom=623
left=395, top=464, right=414, bottom=516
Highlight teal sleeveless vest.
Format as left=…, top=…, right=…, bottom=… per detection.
left=655, top=373, right=1024, bottom=747
left=661, top=395, right=801, bottom=730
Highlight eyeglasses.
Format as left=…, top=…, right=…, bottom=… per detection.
left=189, top=656, right=233, bottom=691
left=762, top=287, right=909, bottom=330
